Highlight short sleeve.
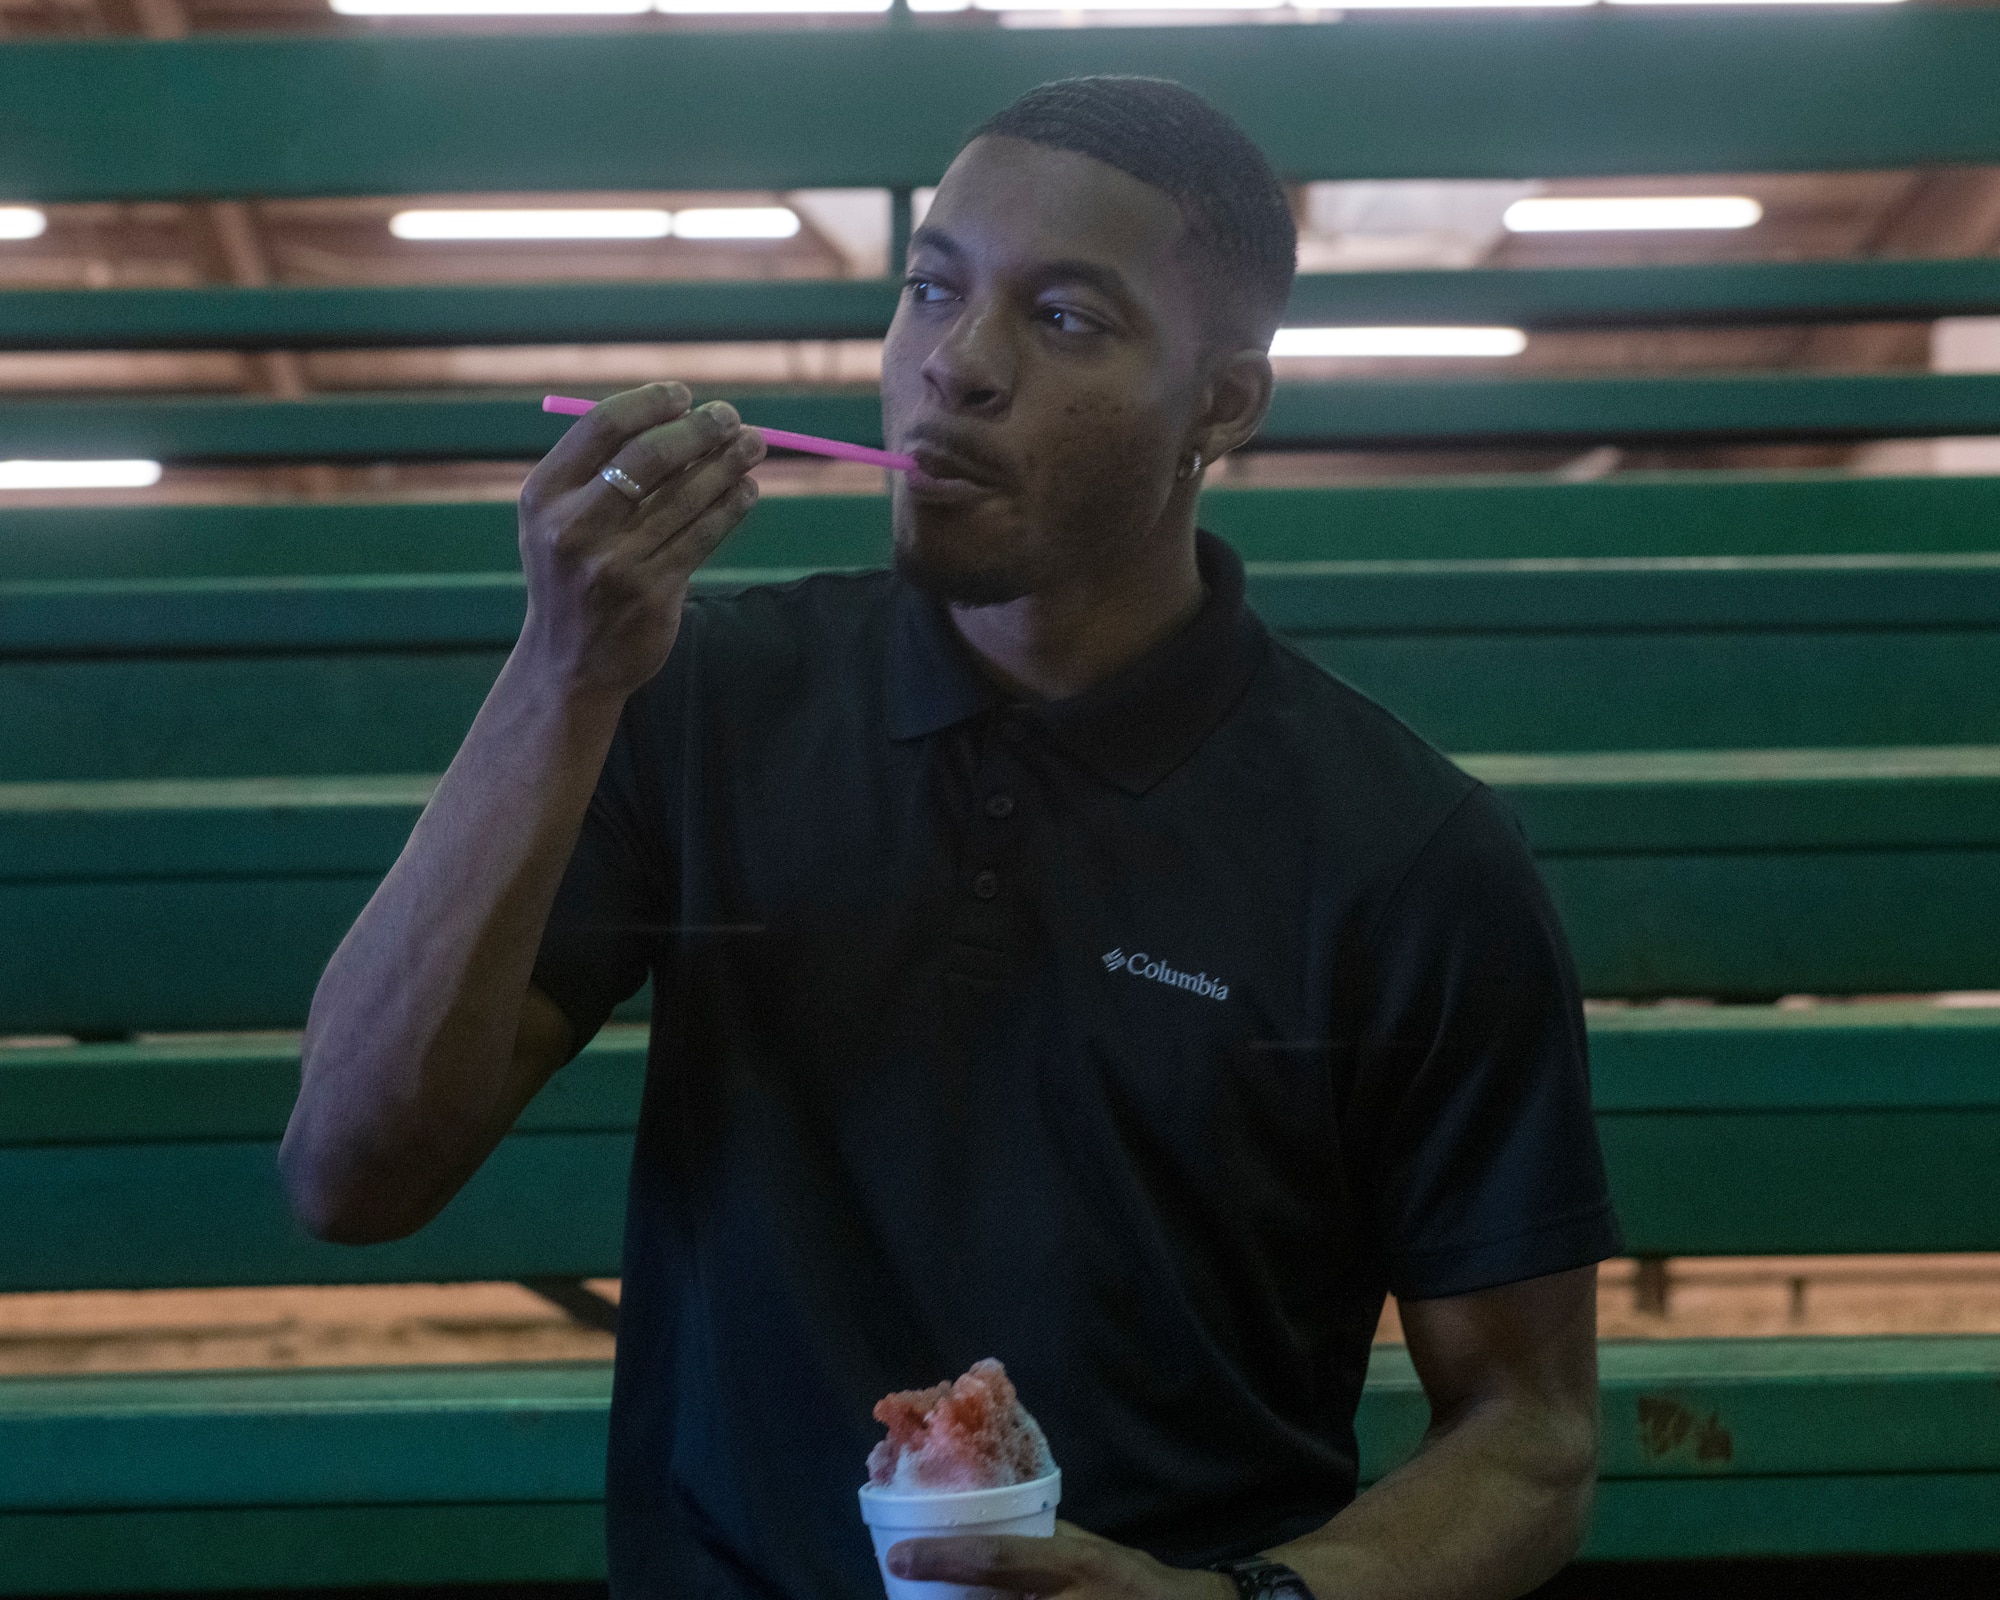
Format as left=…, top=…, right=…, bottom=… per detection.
left=1346, top=784, right=1623, bottom=1301
left=530, top=688, right=672, bottom=1049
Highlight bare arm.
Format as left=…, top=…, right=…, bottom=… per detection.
left=888, top=1266, right=1599, bottom=1600
left=1264, top=1265, right=1601, bottom=1600
left=280, top=382, right=766, bottom=1243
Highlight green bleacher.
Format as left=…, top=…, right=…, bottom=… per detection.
left=4, top=9, right=2000, bottom=1593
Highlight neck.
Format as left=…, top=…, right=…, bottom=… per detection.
left=949, top=520, right=1206, bottom=704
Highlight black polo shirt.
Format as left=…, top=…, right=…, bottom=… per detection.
left=532, top=530, right=1620, bottom=1600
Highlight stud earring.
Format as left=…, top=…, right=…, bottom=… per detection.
left=1176, top=449, right=1204, bottom=482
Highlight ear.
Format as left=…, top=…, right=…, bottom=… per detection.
left=1193, top=345, right=1275, bottom=469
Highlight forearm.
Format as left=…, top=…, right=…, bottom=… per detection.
left=282, top=639, right=625, bottom=1239
left=1264, top=1395, right=1596, bottom=1600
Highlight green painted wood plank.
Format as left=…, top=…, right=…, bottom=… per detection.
left=12, top=259, right=2000, bottom=354
left=0, top=1340, right=1993, bottom=1592
left=0, top=1337, right=1992, bottom=1503
left=0, top=1026, right=649, bottom=1146
left=1602, top=1110, right=2000, bottom=1257
left=0, top=495, right=887, bottom=583
left=0, top=653, right=508, bottom=783
left=0, top=875, right=388, bottom=1034
left=0, top=279, right=902, bottom=353
left=0, top=1132, right=631, bottom=1292
left=1361, top=1336, right=2000, bottom=1481
left=8, top=1103, right=1990, bottom=1280
left=1198, top=474, right=2000, bottom=563
left=8, top=561, right=2000, bottom=776
left=1255, top=372, right=2000, bottom=452
left=3, top=754, right=1998, bottom=1030
left=1587, top=1003, right=2000, bottom=1112
left=7, top=752, right=1999, bottom=880
left=7, top=1009, right=1998, bottom=1269
left=6, top=476, right=2000, bottom=587
left=12, top=557, right=2000, bottom=655
left=1286, top=257, right=2000, bottom=332
left=1544, top=848, right=2000, bottom=999
left=12, top=375, right=2000, bottom=463
left=8, top=1008, right=1999, bottom=1149
left=0, top=1502, right=608, bottom=1595
left=9, top=628, right=1998, bottom=782
left=0, top=390, right=870, bottom=463
left=1467, top=746, right=2000, bottom=853
left=1, top=1474, right=1990, bottom=1591
left=1580, top=1473, right=2000, bottom=1561
left=0, top=1364, right=613, bottom=1510
left=1293, top=631, right=2000, bottom=755
left=4, top=15, right=2000, bottom=202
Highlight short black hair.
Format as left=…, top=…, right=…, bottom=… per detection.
left=971, top=75, right=1296, bottom=348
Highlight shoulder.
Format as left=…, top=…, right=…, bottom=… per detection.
left=1221, top=632, right=1553, bottom=936
left=1232, top=632, right=1488, bottom=847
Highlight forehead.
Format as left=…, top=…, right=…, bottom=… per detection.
left=922, top=136, right=1194, bottom=300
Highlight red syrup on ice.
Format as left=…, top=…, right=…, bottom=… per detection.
left=867, top=1358, right=1056, bottom=1492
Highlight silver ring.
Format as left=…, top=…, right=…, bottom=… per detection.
left=599, top=465, right=646, bottom=502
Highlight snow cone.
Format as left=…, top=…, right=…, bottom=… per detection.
left=857, top=1359, right=1061, bottom=1600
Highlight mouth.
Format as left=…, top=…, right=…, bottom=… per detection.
left=903, top=441, right=1006, bottom=504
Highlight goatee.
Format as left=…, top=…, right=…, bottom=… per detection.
left=893, top=543, right=1033, bottom=608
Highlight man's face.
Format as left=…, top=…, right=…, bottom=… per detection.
left=880, top=136, right=1212, bottom=606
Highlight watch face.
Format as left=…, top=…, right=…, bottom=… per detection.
left=1219, top=1559, right=1315, bottom=1600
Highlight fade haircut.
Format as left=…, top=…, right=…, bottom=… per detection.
left=971, top=75, right=1297, bottom=349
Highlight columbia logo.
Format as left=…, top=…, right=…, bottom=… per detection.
left=1102, top=948, right=1230, bottom=1002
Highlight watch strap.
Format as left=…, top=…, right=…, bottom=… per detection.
left=1210, top=1555, right=1318, bottom=1600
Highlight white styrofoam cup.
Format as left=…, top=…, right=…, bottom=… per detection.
left=857, top=1469, right=1061, bottom=1600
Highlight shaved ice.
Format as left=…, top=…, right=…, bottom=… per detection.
left=867, top=1358, right=1056, bottom=1492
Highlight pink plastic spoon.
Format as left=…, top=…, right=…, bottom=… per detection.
left=542, top=395, right=916, bottom=472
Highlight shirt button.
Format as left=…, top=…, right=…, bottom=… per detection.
left=971, top=870, right=1000, bottom=900
left=984, top=793, right=1015, bottom=819
left=1000, top=718, right=1028, bottom=743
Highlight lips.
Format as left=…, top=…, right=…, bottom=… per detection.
left=903, top=440, right=1007, bottom=503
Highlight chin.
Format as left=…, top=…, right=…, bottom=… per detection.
left=893, top=542, right=1033, bottom=607
left=891, top=500, right=1036, bottom=606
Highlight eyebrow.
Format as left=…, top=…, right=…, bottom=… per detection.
left=907, top=228, right=1137, bottom=307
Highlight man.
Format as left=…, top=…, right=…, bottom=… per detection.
left=284, top=76, right=1620, bottom=1600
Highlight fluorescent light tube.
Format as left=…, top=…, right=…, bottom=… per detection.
left=1315, top=0, right=1594, bottom=7
left=335, top=0, right=648, bottom=12
left=1503, top=196, right=1763, bottom=232
left=671, top=207, right=802, bottom=240
left=390, top=209, right=674, bottom=241
left=1270, top=326, right=1527, bottom=359
left=0, top=208, right=48, bottom=241
left=657, top=0, right=889, bottom=10
left=0, top=460, right=163, bottom=491
left=1611, top=0, right=1902, bottom=6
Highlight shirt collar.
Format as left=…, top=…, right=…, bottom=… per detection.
left=886, top=529, right=1269, bottom=796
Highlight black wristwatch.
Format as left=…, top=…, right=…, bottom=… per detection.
left=1210, top=1556, right=1318, bottom=1600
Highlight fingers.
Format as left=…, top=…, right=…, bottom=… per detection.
left=633, top=466, right=760, bottom=577
left=566, top=399, right=755, bottom=536
left=886, top=1534, right=1095, bottom=1593
left=533, top=382, right=694, bottom=494
left=597, top=399, right=745, bottom=504
left=626, top=419, right=765, bottom=549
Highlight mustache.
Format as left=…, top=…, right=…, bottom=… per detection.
left=899, top=428, right=1013, bottom=485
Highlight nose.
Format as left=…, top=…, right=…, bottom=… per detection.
left=919, top=298, right=1014, bottom=419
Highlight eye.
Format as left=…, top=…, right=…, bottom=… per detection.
left=1038, top=304, right=1107, bottom=336
left=904, top=276, right=956, bottom=305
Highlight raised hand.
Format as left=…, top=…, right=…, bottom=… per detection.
left=515, top=382, right=767, bottom=702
